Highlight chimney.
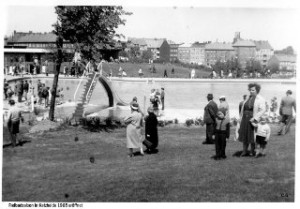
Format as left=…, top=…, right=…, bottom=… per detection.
left=233, top=32, right=241, bottom=43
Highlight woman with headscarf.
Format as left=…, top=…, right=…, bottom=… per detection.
left=124, top=102, right=144, bottom=157
left=238, top=83, right=266, bottom=156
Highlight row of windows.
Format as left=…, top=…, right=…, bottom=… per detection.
left=13, top=43, right=73, bottom=48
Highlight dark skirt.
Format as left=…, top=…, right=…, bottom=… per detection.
left=238, top=111, right=255, bottom=144
left=8, top=120, right=20, bottom=134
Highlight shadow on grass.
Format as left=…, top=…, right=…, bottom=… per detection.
left=232, top=150, right=255, bottom=157
left=3, top=139, right=32, bottom=148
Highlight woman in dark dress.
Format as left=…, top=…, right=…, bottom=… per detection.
left=144, top=107, right=159, bottom=153
left=239, top=83, right=266, bottom=156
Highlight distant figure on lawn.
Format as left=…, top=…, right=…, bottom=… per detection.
left=144, top=106, right=159, bottom=154
left=124, top=102, right=144, bottom=157
left=202, top=93, right=218, bottom=144
left=138, top=68, right=143, bottom=77
left=251, top=115, right=271, bottom=158
left=7, top=99, right=24, bottom=147
left=163, top=69, right=168, bottom=78
left=191, top=69, right=195, bottom=79
left=278, top=90, right=296, bottom=135
left=238, top=83, right=266, bottom=157
left=211, top=108, right=230, bottom=160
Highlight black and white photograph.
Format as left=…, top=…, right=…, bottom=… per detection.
left=1, top=0, right=299, bottom=207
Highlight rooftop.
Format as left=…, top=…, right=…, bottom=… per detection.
left=232, top=40, right=256, bottom=47
left=274, top=54, right=297, bottom=63
left=254, top=40, right=273, bottom=50
left=205, top=42, right=234, bottom=50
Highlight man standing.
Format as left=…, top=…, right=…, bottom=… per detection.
left=7, top=99, right=24, bottom=147
left=23, top=80, right=29, bottom=102
left=17, top=80, right=24, bottom=103
left=4, top=79, right=9, bottom=100
left=278, top=90, right=296, bottom=135
left=37, top=79, right=43, bottom=105
left=203, top=93, right=218, bottom=144
left=161, top=88, right=165, bottom=111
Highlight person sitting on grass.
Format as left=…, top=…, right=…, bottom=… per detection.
left=144, top=106, right=159, bottom=154
left=251, top=115, right=271, bottom=158
left=211, top=108, right=230, bottom=160
left=7, top=99, right=24, bottom=147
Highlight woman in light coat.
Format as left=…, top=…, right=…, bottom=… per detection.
left=124, top=102, right=144, bottom=157
left=238, top=83, right=266, bottom=156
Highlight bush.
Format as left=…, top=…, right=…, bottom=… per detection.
left=81, top=117, right=123, bottom=132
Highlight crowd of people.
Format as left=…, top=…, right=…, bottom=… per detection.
left=3, top=78, right=65, bottom=109
left=123, top=82, right=296, bottom=160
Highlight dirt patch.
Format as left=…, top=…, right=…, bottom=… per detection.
left=29, top=120, right=62, bottom=134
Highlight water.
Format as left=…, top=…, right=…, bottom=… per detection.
left=7, top=77, right=296, bottom=122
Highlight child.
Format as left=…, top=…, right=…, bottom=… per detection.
left=212, top=108, right=230, bottom=160
left=251, top=116, right=271, bottom=158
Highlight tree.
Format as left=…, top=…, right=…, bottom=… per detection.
left=141, top=50, right=153, bottom=61
left=245, top=58, right=263, bottom=76
left=54, top=6, right=131, bottom=60
left=128, top=46, right=140, bottom=59
left=275, top=46, right=295, bottom=55
left=267, top=62, right=279, bottom=74
left=49, top=6, right=130, bottom=121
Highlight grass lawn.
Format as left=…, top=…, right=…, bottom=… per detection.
left=2, top=123, right=295, bottom=202
left=103, top=62, right=211, bottom=78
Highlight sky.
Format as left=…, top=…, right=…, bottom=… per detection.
left=2, top=1, right=300, bottom=51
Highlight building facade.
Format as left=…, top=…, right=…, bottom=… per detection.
left=205, top=42, right=235, bottom=66
left=268, top=54, right=297, bottom=72
left=178, top=43, right=191, bottom=64
left=254, top=40, right=274, bottom=68
left=232, top=40, right=256, bottom=69
left=190, top=42, right=206, bottom=65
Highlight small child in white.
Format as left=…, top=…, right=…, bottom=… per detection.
left=251, top=116, right=271, bottom=158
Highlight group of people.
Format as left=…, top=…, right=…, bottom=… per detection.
left=4, top=79, right=65, bottom=108
left=125, top=100, right=159, bottom=157
left=201, top=83, right=296, bottom=160
left=124, top=88, right=166, bottom=157
left=5, top=59, right=49, bottom=76
left=149, top=88, right=165, bottom=115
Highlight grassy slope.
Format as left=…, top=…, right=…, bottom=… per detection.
left=103, top=62, right=211, bottom=78
left=2, top=124, right=294, bottom=202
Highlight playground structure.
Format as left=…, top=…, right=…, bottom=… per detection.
left=72, top=61, right=128, bottom=122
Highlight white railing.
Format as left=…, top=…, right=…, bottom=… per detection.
left=73, top=74, right=86, bottom=104
left=85, top=72, right=99, bottom=102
